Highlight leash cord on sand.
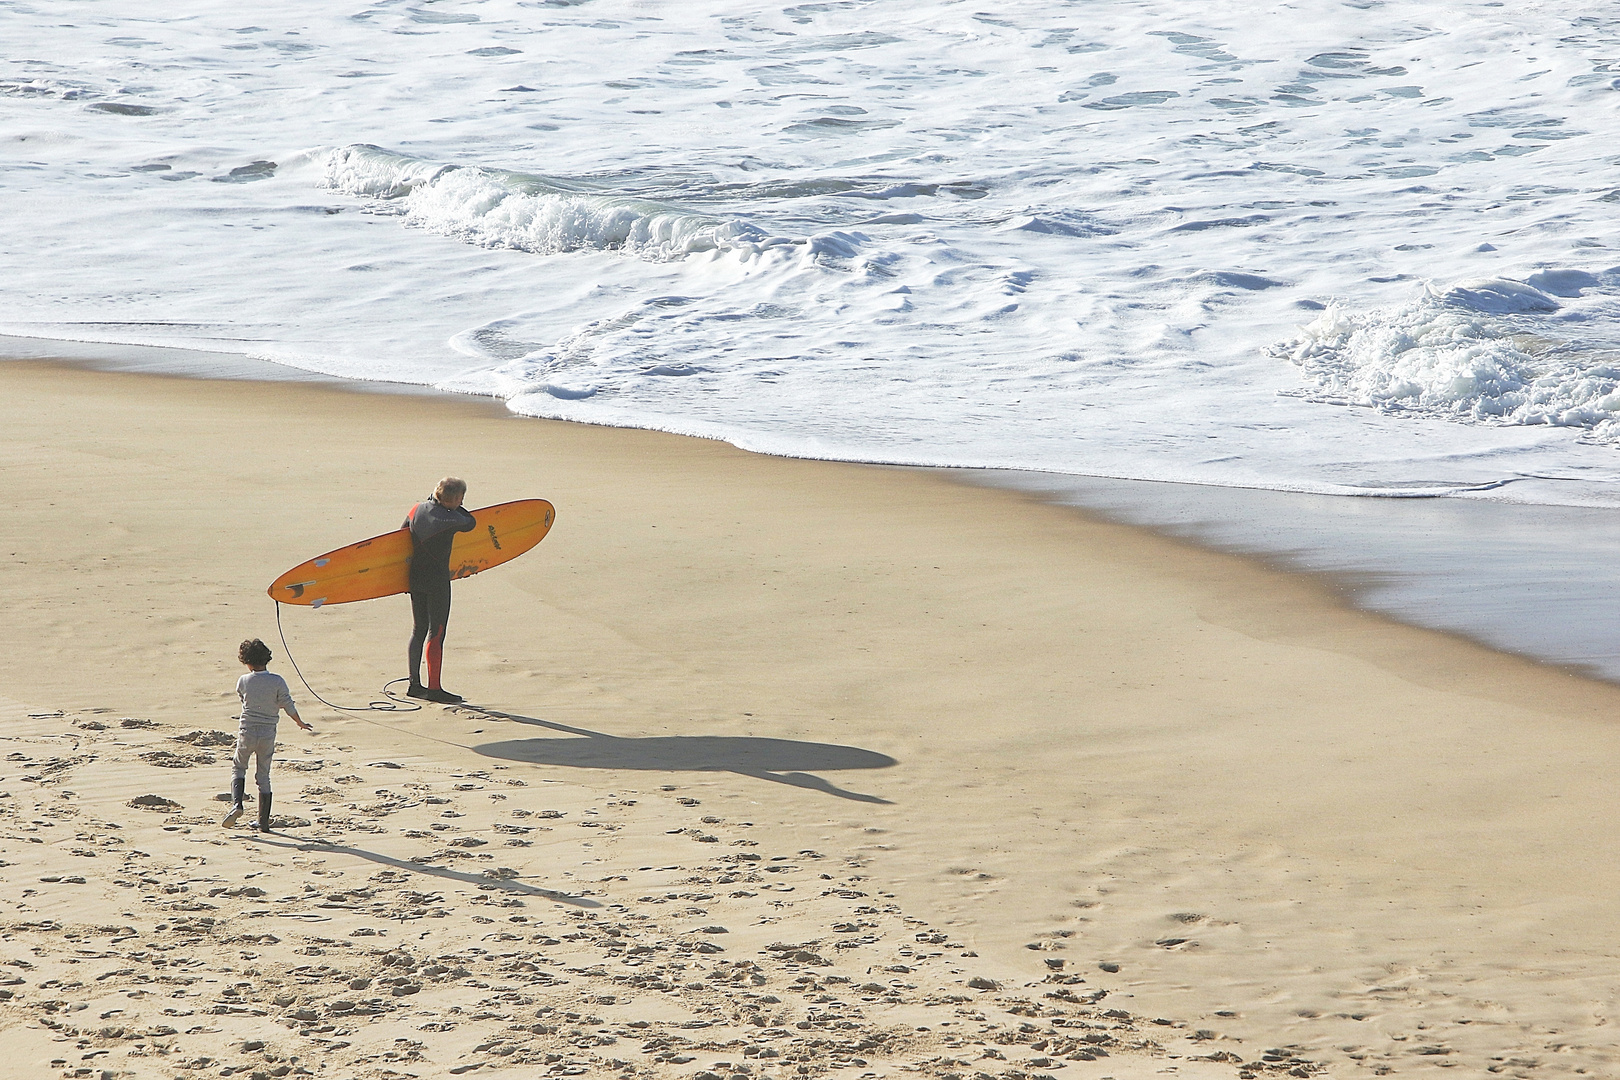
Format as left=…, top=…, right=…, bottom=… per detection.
left=274, top=600, right=423, bottom=715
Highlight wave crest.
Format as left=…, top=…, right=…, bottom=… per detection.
left=1279, top=277, right=1620, bottom=443
left=322, top=144, right=770, bottom=258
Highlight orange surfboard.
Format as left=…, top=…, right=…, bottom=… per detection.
left=268, top=499, right=555, bottom=608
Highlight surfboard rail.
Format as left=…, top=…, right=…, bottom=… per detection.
left=268, top=499, right=555, bottom=608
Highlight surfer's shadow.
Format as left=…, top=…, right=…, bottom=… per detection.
left=459, top=708, right=895, bottom=804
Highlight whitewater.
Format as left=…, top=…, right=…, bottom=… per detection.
left=5, top=0, right=1620, bottom=669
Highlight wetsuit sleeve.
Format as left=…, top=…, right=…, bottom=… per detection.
left=454, top=507, right=477, bottom=533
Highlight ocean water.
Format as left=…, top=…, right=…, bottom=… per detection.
left=5, top=1, right=1620, bottom=669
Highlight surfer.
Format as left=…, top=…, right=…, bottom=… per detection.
left=223, top=638, right=312, bottom=831
left=405, top=476, right=478, bottom=704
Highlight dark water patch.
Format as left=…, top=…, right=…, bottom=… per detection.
left=88, top=101, right=158, bottom=116
left=468, top=46, right=521, bottom=57
left=1170, top=214, right=1269, bottom=232
left=1467, top=109, right=1565, bottom=129
left=212, top=160, right=277, bottom=183
left=774, top=31, right=901, bottom=54
left=839, top=180, right=987, bottom=200
left=784, top=117, right=899, bottom=134
left=458, top=326, right=546, bottom=361
left=784, top=1, right=860, bottom=21
left=1202, top=271, right=1285, bottom=290
left=1250, top=162, right=1325, bottom=177
left=1306, top=51, right=1369, bottom=70
left=749, top=63, right=832, bottom=86
left=715, top=177, right=865, bottom=200
left=1150, top=30, right=1239, bottom=65
left=1082, top=90, right=1180, bottom=110
left=410, top=7, right=479, bottom=23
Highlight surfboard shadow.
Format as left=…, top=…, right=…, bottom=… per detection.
left=461, top=708, right=896, bottom=804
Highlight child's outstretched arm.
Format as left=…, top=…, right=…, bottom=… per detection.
left=275, top=679, right=312, bottom=732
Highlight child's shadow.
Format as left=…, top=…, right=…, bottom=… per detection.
left=458, top=707, right=896, bottom=804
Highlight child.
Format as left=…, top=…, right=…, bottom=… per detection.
left=223, top=638, right=312, bottom=831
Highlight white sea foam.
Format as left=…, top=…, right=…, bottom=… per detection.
left=1283, top=272, right=1620, bottom=444
left=324, top=144, right=773, bottom=258
left=4, top=0, right=1620, bottom=504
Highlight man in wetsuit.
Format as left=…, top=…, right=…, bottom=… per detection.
left=405, top=476, right=477, bottom=704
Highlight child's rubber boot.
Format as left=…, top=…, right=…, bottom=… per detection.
left=255, top=791, right=272, bottom=832
left=221, top=777, right=246, bottom=828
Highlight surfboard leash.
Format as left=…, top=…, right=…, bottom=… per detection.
left=273, top=600, right=423, bottom=715
left=271, top=601, right=491, bottom=758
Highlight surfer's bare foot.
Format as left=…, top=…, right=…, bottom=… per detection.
left=426, top=688, right=463, bottom=704
left=406, top=683, right=431, bottom=700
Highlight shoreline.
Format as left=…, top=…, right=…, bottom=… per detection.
left=10, top=334, right=1620, bottom=689
left=4, top=358, right=1620, bottom=1078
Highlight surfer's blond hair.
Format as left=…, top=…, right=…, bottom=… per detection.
left=433, top=476, right=467, bottom=504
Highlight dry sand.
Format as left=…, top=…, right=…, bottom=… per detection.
left=3, top=360, right=1620, bottom=1080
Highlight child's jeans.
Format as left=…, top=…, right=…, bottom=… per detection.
left=232, top=728, right=277, bottom=793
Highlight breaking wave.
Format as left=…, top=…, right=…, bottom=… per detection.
left=322, top=144, right=785, bottom=259
left=1279, top=274, right=1620, bottom=444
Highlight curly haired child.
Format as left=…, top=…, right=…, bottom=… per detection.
left=223, top=638, right=312, bottom=830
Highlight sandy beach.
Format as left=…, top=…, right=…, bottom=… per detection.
left=4, top=359, right=1620, bottom=1080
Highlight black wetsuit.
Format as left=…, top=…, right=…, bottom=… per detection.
left=405, top=498, right=477, bottom=690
